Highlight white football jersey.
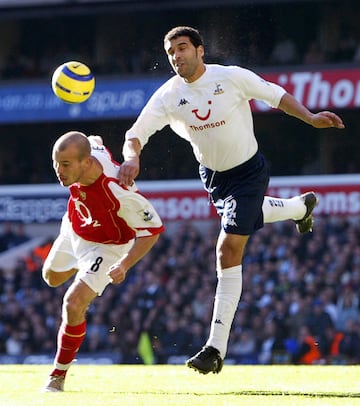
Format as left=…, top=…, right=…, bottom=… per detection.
left=89, top=136, right=120, bottom=177
left=125, top=64, right=286, bottom=172
left=89, top=136, right=138, bottom=192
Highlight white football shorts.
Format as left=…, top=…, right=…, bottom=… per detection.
left=43, top=214, right=134, bottom=296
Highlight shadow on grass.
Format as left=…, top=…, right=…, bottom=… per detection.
left=98, top=390, right=360, bottom=399
left=222, top=390, right=360, bottom=398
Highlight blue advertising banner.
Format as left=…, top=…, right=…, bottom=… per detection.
left=0, top=77, right=167, bottom=123
left=1, top=67, right=358, bottom=123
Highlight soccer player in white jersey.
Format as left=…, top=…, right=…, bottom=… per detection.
left=118, top=26, right=345, bottom=374
left=42, top=131, right=164, bottom=392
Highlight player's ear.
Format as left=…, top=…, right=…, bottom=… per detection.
left=197, top=45, right=204, bottom=59
left=84, top=156, right=92, bottom=167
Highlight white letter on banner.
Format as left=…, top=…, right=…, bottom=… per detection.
left=331, top=80, right=354, bottom=108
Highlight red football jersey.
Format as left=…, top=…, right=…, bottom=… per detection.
left=68, top=173, right=164, bottom=244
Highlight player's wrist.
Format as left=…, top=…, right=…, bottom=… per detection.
left=125, top=154, right=140, bottom=161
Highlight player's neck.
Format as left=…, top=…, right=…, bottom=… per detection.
left=184, top=63, right=206, bottom=83
left=79, top=157, right=103, bottom=186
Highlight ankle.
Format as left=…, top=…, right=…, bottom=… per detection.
left=50, top=369, right=67, bottom=377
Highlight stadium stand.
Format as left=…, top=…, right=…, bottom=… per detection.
left=0, top=0, right=360, bottom=366
left=1, top=217, right=360, bottom=365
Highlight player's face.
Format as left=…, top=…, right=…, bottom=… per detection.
left=165, top=36, right=205, bottom=83
left=52, top=144, right=89, bottom=187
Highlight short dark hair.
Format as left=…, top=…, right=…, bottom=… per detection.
left=164, top=26, right=204, bottom=48
left=54, top=131, right=91, bottom=161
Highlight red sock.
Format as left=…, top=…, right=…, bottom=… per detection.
left=50, top=321, right=86, bottom=376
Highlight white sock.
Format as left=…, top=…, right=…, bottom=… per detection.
left=206, top=265, right=242, bottom=359
left=262, top=195, right=306, bottom=223
left=54, top=361, right=72, bottom=371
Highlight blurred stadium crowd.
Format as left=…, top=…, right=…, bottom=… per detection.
left=0, top=2, right=359, bottom=81
left=1, top=216, right=360, bottom=365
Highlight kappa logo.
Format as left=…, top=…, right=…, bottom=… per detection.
left=225, top=219, right=237, bottom=226
left=215, top=319, right=224, bottom=325
left=178, top=98, right=189, bottom=106
left=223, top=196, right=237, bottom=227
left=268, top=199, right=284, bottom=207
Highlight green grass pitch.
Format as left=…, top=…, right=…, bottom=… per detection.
left=1, top=364, right=359, bottom=405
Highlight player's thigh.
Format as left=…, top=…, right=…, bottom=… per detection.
left=224, top=164, right=269, bottom=235
left=43, top=236, right=76, bottom=269
left=75, top=240, right=133, bottom=296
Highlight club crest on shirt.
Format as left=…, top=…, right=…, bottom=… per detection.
left=213, top=83, right=224, bottom=95
left=79, top=191, right=86, bottom=200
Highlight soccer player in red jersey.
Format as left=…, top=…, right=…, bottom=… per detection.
left=42, top=131, right=164, bottom=392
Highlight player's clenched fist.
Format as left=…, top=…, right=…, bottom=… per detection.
left=107, top=262, right=128, bottom=284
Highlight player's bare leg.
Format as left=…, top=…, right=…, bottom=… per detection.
left=42, top=280, right=96, bottom=392
left=42, top=268, right=78, bottom=287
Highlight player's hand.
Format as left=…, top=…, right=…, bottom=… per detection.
left=107, top=262, right=127, bottom=284
left=310, top=111, right=345, bottom=129
left=118, top=157, right=140, bottom=186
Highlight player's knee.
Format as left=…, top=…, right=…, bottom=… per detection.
left=42, top=266, right=54, bottom=287
left=63, top=296, right=77, bottom=317
left=42, top=267, right=63, bottom=287
left=62, top=292, right=89, bottom=321
left=216, top=233, right=248, bottom=268
left=42, top=267, right=77, bottom=288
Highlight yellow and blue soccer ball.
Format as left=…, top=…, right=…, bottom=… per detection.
left=51, top=61, right=95, bottom=103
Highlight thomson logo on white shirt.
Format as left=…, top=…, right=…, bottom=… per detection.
left=189, top=120, right=226, bottom=131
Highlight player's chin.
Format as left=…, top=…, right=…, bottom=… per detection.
left=59, top=179, right=70, bottom=187
left=178, top=69, right=187, bottom=78
left=175, top=65, right=185, bottom=76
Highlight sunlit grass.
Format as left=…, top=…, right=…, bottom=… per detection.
left=1, top=364, right=359, bottom=405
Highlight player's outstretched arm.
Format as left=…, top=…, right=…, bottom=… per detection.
left=119, top=138, right=142, bottom=186
left=278, top=93, right=345, bottom=129
left=106, top=234, right=160, bottom=284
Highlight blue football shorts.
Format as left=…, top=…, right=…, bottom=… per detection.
left=199, top=150, right=270, bottom=236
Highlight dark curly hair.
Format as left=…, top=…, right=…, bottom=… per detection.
left=164, top=26, right=204, bottom=48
